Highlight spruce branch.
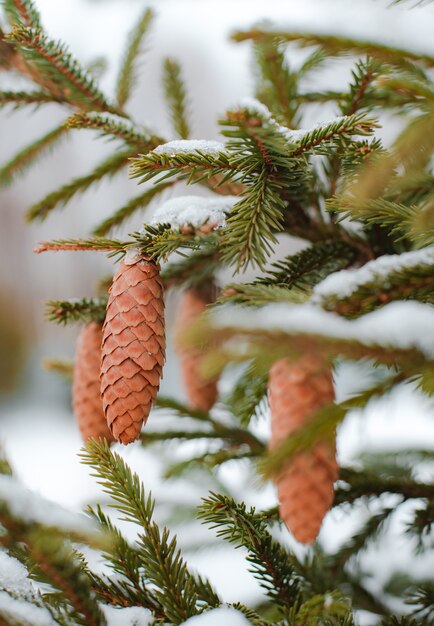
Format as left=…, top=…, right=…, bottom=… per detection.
left=5, top=27, right=115, bottom=111
left=224, top=362, right=268, bottom=427
left=335, top=467, right=434, bottom=504
left=407, top=582, right=434, bottom=622
left=66, top=112, right=160, bottom=148
left=0, top=89, right=64, bottom=108
left=160, top=247, right=220, bottom=289
left=231, top=29, right=434, bottom=69
left=315, top=252, right=434, bottom=318
left=116, top=8, right=154, bottom=109
left=163, top=58, right=191, bottom=139
left=34, top=237, right=126, bottom=256
left=3, top=0, right=41, bottom=28
left=27, top=148, right=135, bottom=221
left=198, top=493, right=302, bottom=611
left=87, top=505, right=164, bottom=617
left=46, top=298, right=107, bottom=325
left=164, top=449, right=257, bottom=479
left=43, top=358, right=74, bottom=381
left=130, top=148, right=238, bottom=186
left=253, top=38, right=298, bottom=126
left=0, top=123, right=68, bottom=185
left=218, top=283, right=306, bottom=307
left=92, top=181, right=173, bottom=237
left=259, top=240, right=358, bottom=289
left=81, top=440, right=220, bottom=623
left=27, top=532, right=106, bottom=626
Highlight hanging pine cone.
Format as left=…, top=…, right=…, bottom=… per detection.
left=174, top=287, right=218, bottom=412
left=72, top=322, right=114, bottom=443
left=268, top=355, right=338, bottom=544
left=100, top=254, right=165, bottom=444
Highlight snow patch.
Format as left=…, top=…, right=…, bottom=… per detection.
left=102, top=605, right=154, bottom=626
left=212, top=301, right=434, bottom=359
left=153, top=139, right=227, bottom=156
left=180, top=607, right=251, bottom=626
left=151, top=195, right=238, bottom=229
left=0, top=592, right=56, bottom=626
left=0, top=475, right=97, bottom=536
left=312, top=246, right=434, bottom=301
left=0, top=552, right=34, bottom=596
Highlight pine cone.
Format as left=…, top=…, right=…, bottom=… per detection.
left=174, top=288, right=217, bottom=412
left=72, top=322, right=114, bottom=443
left=268, top=355, right=338, bottom=544
left=101, top=255, right=165, bottom=444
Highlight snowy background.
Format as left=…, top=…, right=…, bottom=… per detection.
left=1, top=1, right=434, bottom=624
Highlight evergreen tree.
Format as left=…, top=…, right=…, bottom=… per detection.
left=0, top=0, right=433, bottom=624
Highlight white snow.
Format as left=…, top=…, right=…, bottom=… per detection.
left=0, top=475, right=98, bottom=536
left=0, top=593, right=56, bottom=626
left=0, top=552, right=34, bottom=596
left=153, top=140, right=227, bottom=156
left=151, top=194, right=239, bottom=229
left=312, top=246, right=434, bottom=301
left=212, top=301, right=434, bottom=358
left=180, top=607, right=251, bottom=626
left=101, top=605, right=154, bottom=626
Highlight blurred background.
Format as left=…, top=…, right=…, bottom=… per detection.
left=1, top=0, right=434, bottom=619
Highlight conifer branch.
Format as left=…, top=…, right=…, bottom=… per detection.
left=46, top=298, right=107, bottom=325
left=66, top=112, right=160, bottom=148
left=0, top=123, right=68, bottom=185
left=224, top=363, right=268, bottom=427
left=253, top=39, right=297, bottom=126
left=164, top=449, right=257, bottom=479
left=259, top=240, right=358, bottom=289
left=87, top=505, right=164, bottom=617
left=116, top=8, right=154, bottom=109
left=0, top=89, right=64, bottom=108
left=81, top=440, right=221, bottom=623
left=3, top=0, right=41, bottom=28
left=43, top=358, right=74, bottom=381
left=34, top=237, right=125, bottom=255
left=160, top=247, right=219, bottom=289
left=336, top=467, right=434, bottom=504
left=317, top=261, right=434, bottom=318
left=130, top=148, right=238, bottom=186
left=163, top=58, right=191, bottom=139
left=219, top=283, right=306, bottom=307
left=27, top=148, right=135, bottom=221
left=231, top=29, right=434, bottom=69
left=92, top=182, right=173, bottom=236
left=28, top=533, right=106, bottom=626
left=5, top=27, right=115, bottom=111
left=198, top=493, right=302, bottom=611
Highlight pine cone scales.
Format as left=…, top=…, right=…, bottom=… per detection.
left=101, top=256, right=165, bottom=444
left=72, top=322, right=114, bottom=443
left=268, top=356, right=338, bottom=544
left=175, top=289, right=217, bottom=412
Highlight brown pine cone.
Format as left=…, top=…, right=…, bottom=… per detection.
left=268, top=355, right=338, bottom=544
left=174, top=288, right=217, bottom=412
left=100, top=255, right=165, bottom=444
left=72, top=322, right=114, bottom=443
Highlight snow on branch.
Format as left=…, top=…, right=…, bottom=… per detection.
left=311, top=246, right=434, bottom=301
left=212, top=301, right=434, bottom=359
left=153, top=139, right=227, bottom=156
left=151, top=195, right=238, bottom=229
left=101, top=605, right=154, bottom=626
left=0, top=475, right=98, bottom=537
left=179, top=606, right=251, bottom=625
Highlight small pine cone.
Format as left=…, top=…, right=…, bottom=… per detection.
left=101, top=255, right=165, bottom=444
left=268, top=355, right=338, bottom=544
left=174, top=288, right=217, bottom=412
left=72, top=322, right=114, bottom=443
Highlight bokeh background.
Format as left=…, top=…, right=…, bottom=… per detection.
left=1, top=1, right=434, bottom=622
